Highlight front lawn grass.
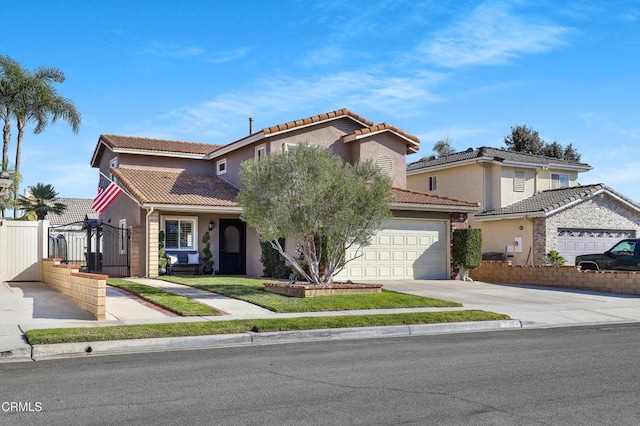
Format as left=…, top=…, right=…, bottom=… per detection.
left=157, top=276, right=462, bottom=312
left=107, top=279, right=219, bottom=316
left=25, top=310, right=510, bottom=344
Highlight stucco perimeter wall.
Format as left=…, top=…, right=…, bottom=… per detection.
left=42, top=258, right=107, bottom=320
left=470, top=260, right=640, bottom=295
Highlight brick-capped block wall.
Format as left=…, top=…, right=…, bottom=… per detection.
left=470, top=260, right=640, bottom=295
left=42, top=258, right=107, bottom=320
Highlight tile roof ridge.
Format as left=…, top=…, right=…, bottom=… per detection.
left=261, top=108, right=374, bottom=135
left=348, top=122, right=420, bottom=143
left=101, top=134, right=217, bottom=146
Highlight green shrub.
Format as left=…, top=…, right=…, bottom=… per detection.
left=453, top=228, right=482, bottom=270
left=202, top=231, right=214, bottom=267
left=260, top=239, right=291, bottom=279
left=546, top=250, right=566, bottom=266
left=158, top=230, right=167, bottom=267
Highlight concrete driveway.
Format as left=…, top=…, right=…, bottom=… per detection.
left=381, top=279, right=640, bottom=327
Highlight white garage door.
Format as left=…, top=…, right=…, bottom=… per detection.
left=557, top=228, right=636, bottom=266
left=335, top=220, right=448, bottom=281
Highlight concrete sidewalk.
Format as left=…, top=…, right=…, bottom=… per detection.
left=4, top=278, right=640, bottom=362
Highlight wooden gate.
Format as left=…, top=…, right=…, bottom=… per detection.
left=0, top=220, right=48, bottom=282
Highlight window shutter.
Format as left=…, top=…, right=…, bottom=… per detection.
left=514, top=170, right=525, bottom=192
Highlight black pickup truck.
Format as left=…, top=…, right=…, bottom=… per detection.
left=575, top=239, right=640, bottom=271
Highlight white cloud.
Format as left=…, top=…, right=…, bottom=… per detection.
left=205, top=48, right=250, bottom=64
left=138, top=44, right=248, bottom=63
left=420, top=1, right=570, bottom=68
left=138, top=45, right=206, bottom=59
left=151, top=69, right=445, bottom=142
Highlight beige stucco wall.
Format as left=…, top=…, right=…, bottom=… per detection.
left=357, top=133, right=407, bottom=187
left=473, top=218, right=534, bottom=266
left=500, top=166, right=536, bottom=207
left=407, top=163, right=485, bottom=205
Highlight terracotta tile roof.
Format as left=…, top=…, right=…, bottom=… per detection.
left=475, top=184, right=640, bottom=218
left=100, top=135, right=221, bottom=155
left=407, top=146, right=591, bottom=172
left=112, top=168, right=239, bottom=207
left=391, top=187, right=480, bottom=208
left=49, top=198, right=96, bottom=226
left=262, top=108, right=374, bottom=135
left=347, top=123, right=420, bottom=144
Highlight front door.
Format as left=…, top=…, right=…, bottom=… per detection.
left=219, top=219, right=246, bottom=275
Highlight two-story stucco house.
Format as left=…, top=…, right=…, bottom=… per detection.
left=90, top=109, right=480, bottom=280
left=407, top=147, right=640, bottom=266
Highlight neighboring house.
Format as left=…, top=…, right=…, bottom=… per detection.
left=90, top=108, right=480, bottom=280
left=407, top=147, right=640, bottom=265
left=47, top=198, right=99, bottom=265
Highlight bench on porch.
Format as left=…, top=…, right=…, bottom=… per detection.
left=165, top=250, right=201, bottom=275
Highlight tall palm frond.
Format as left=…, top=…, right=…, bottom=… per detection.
left=16, top=182, right=66, bottom=221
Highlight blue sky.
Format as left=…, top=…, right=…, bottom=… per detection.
left=2, top=0, right=640, bottom=201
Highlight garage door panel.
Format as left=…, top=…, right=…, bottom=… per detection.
left=557, top=228, right=636, bottom=266
left=335, top=220, right=448, bottom=281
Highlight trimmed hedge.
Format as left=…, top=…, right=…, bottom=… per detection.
left=453, top=228, right=482, bottom=270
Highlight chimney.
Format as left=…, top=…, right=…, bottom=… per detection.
left=249, top=117, right=253, bottom=135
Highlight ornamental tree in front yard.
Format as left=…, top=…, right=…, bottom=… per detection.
left=237, top=144, right=392, bottom=284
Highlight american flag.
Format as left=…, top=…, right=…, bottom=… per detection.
left=91, top=174, right=123, bottom=214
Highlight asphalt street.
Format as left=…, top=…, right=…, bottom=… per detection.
left=2, top=324, right=640, bottom=425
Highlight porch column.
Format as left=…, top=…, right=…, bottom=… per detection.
left=148, top=210, right=160, bottom=277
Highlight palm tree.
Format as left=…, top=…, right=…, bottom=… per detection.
left=0, top=55, right=23, bottom=173
left=0, top=55, right=81, bottom=217
left=12, top=66, right=81, bottom=217
left=16, top=183, right=66, bottom=220
left=433, top=135, right=455, bottom=157
left=0, top=162, right=20, bottom=218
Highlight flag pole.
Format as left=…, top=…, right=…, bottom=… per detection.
left=98, top=171, right=139, bottom=205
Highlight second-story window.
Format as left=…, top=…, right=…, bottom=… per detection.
left=255, top=144, right=266, bottom=161
left=429, top=176, right=437, bottom=191
left=514, top=170, right=525, bottom=192
left=282, top=143, right=297, bottom=153
left=109, top=157, right=118, bottom=183
left=217, top=159, right=227, bottom=175
left=551, top=173, right=569, bottom=189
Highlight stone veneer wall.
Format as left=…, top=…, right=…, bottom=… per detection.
left=470, top=260, right=640, bottom=295
left=42, top=258, right=107, bottom=320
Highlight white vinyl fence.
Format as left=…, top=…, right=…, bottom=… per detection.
left=0, top=219, right=48, bottom=282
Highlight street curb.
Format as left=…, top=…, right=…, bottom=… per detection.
left=29, top=320, right=522, bottom=360
left=0, top=343, right=33, bottom=363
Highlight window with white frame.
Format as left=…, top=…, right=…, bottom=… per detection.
left=551, top=173, right=569, bottom=189
left=216, top=158, right=227, bottom=175
left=429, top=176, right=437, bottom=191
left=282, top=142, right=297, bottom=153
left=118, top=219, right=127, bottom=254
left=514, top=170, right=525, bottom=192
left=164, top=217, right=197, bottom=250
left=255, top=144, right=267, bottom=160
left=109, top=157, right=118, bottom=182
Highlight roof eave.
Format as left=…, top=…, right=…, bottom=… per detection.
left=140, top=204, right=243, bottom=213
left=473, top=211, right=545, bottom=221
left=392, top=202, right=481, bottom=213
left=208, top=132, right=266, bottom=159
left=112, top=147, right=209, bottom=160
